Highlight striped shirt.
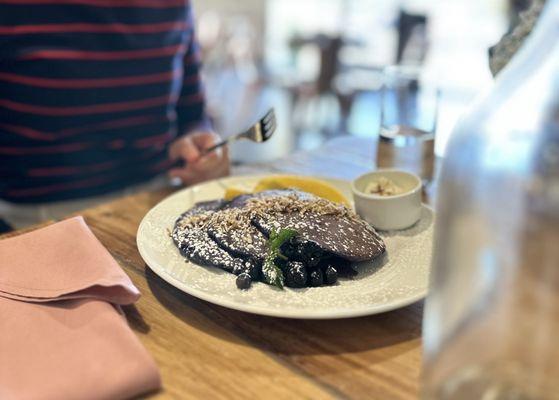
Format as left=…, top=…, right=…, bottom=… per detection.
left=0, top=0, right=207, bottom=203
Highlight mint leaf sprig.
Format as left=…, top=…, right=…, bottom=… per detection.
left=261, top=228, right=298, bottom=289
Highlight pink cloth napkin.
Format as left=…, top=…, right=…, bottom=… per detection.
left=0, top=216, right=161, bottom=400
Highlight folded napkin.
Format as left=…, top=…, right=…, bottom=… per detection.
left=0, top=217, right=161, bottom=400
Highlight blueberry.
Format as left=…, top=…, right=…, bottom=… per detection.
left=298, top=242, right=323, bottom=267
left=236, top=273, right=252, bottom=289
left=285, top=261, right=307, bottom=288
left=305, top=252, right=322, bottom=268
left=274, top=255, right=288, bottom=273
left=233, top=260, right=260, bottom=280
left=295, top=244, right=306, bottom=260
left=280, top=242, right=298, bottom=259
left=309, top=269, right=323, bottom=287
left=324, top=265, right=338, bottom=285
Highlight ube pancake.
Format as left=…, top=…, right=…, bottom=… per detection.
left=207, top=190, right=315, bottom=261
left=172, top=200, right=249, bottom=272
left=207, top=216, right=268, bottom=261
left=225, top=189, right=312, bottom=208
left=249, top=191, right=385, bottom=262
left=189, top=199, right=228, bottom=212
left=206, top=194, right=269, bottom=261
left=253, top=212, right=384, bottom=262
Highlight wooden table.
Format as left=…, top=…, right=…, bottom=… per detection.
left=12, top=136, right=436, bottom=399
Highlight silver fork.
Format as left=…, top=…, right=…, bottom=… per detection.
left=202, top=108, right=277, bottom=155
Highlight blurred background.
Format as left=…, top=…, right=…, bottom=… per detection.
left=191, top=0, right=523, bottom=163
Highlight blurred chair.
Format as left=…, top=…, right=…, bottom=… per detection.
left=395, top=10, right=429, bottom=65
left=287, top=34, right=356, bottom=145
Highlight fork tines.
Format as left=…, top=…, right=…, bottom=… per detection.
left=259, top=108, right=276, bottom=140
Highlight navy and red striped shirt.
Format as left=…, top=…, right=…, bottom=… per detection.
left=0, top=0, right=207, bottom=203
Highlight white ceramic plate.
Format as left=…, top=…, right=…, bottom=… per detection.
left=137, top=175, right=434, bottom=319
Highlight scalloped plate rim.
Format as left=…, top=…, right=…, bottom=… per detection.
left=137, top=174, right=433, bottom=319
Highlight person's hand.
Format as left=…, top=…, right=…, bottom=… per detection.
left=168, top=130, right=229, bottom=185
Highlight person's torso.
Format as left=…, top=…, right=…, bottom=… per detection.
left=0, top=0, right=193, bottom=203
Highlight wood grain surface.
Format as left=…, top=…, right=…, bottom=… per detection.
left=5, top=136, right=437, bottom=399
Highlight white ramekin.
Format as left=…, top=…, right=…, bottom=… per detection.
left=351, top=169, right=422, bottom=231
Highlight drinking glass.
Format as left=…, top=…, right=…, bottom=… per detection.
left=376, top=65, right=439, bottom=182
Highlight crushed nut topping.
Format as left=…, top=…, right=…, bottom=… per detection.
left=365, top=177, right=404, bottom=196
left=176, top=191, right=363, bottom=231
